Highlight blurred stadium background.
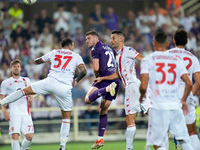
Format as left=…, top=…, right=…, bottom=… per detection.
left=0, top=0, right=200, bottom=149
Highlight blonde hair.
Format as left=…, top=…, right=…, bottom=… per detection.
left=10, top=59, right=21, bottom=67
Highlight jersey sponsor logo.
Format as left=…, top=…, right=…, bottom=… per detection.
left=11, top=126, right=14, bottom=131
left=129, top=47, right=135, bottom=52
left=17, top=88, right=21, bottom=91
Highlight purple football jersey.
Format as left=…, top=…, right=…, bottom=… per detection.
left=91, top=41, right=117, bottom=77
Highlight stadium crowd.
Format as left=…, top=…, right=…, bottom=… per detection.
left=0, top=1, right=200, bottom=126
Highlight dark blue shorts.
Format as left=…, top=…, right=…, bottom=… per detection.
left=92, top=78, right=121, bottom=101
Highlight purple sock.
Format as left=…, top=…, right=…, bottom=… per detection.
left=88, top=87, right=106, bottom=103
left=98, top=114, right=108, bottom=136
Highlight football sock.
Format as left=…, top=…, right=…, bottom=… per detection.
left=164, top=134, right=169, bottom=150
left=190, top=134, right=200, bottom=150
left=126, top=124, right=136, bottom=149
left=11, top=140, right=20, bottom=150
left=179, top=141, right=193, bottom=150
left=21, top=138, right=32, bottom=150
left=97, top=136, right=103, bottom=141
left=98, top=114, right=107, bottom=137
left=60, top=119, right=70, bottom=149
left=0, top=90, right=25, bottom=105
left=88, top=88, right=106, bottom=103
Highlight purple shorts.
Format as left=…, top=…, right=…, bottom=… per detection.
left=92, top=78, right=121, bottom=101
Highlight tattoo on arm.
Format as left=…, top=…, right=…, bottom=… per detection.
left=34, top=58, right=45, bottom=64
left=75, top=64, right=87, bottom=82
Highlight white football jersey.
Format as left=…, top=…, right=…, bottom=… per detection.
left=116, top=46, right=139, bottom=86
left=42, top=49, right=84, bottom=85
left=140, top=51, right=188, bottom=110
left=167, top=47, right=200, bottom=80
left=1, top=77, right=31, bottom=115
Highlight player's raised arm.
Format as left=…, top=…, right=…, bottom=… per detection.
left=74, top=64, right=87, bottom=83
left=34, top=57, right=45, bottom=64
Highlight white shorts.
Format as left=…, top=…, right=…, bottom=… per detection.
left=9, top=114, right=34, bottom=135
left=147, top=108, right=190, bottom=147
left=185, top=94, right=196, bottom=124
left=31, top=77, right=72, bottom=111
left=124, top=81, right=141, bottom=115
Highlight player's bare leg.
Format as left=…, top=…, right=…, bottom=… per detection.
left=91, top=99, right=111, bottom=149
left=0, top=86, right=35, bottom=106
left=126, top=113, right=137, bottom=150
left=59, top=110, right=71, bottom=150
left=187, top=121, right=200, bottom=150
left=11, top=133, right=20, bottom=150
left=85, top=87, right=98, bottom=104
left=21, top=133, right=33, bottom=150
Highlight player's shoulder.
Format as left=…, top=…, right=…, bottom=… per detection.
left=1, top=77, right=12, bottom=86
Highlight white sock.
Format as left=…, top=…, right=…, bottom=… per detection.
left=98, top=136, right=103, bottom=141
left=179, top=141, right=194, bottom=150
left=164, top=134, right=169, bottom=150
left=157, top=147, right=167, bottom=150
left=21, top=138, right=32, bottom=150
left=126, top=124, right=136, bottom=149
left=60, top=119, right=70, bottom=149
left=0, top=90, right=24, bottom=105
left=11, top=140, right=20, bottom=150
left=190, top=134, right=200, bottom=150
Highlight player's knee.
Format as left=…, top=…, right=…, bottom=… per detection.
left=85, top=97, right=91, bottom=104
left=25, top=133, right=33, bottom=141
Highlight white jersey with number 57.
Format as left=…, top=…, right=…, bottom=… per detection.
left=42, top=49, right=84, bottom=85
left=140, top=51, right=188, bottom=110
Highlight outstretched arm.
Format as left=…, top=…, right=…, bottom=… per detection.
left=94, top=71, right=120, bottom=84
left=34, top=57, right=45, bottom=65
left=135, top=54, right=144, bottom=61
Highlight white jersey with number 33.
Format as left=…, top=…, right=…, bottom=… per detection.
left=42, top=49, right=84, bottom=85
left=140, top=51, right=188, bottom=110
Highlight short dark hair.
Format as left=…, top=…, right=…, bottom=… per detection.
left=85, top=31, right=99, bottom=38
left=174, top=29, right=187, bottom=46
left=111, top=30, right=125, bottom=39
left=154, top=30, right=168, bottom=44
left=10, top=59, right=21, bottom=67
left=61, top=38, right=73, bottom=47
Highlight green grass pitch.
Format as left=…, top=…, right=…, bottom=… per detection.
left=0, top=140, right=177, bottom=150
